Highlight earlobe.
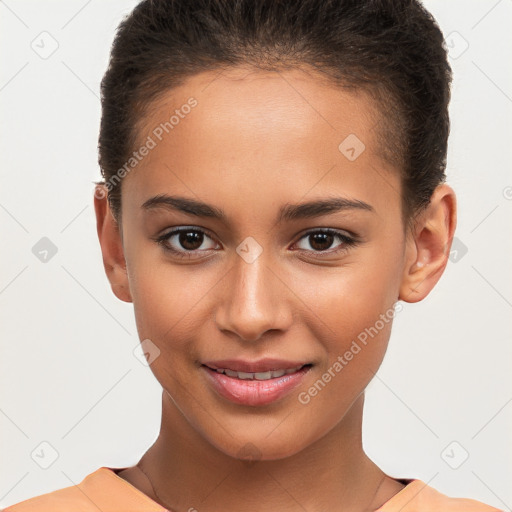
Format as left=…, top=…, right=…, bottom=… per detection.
left=399, top=184, right=457, bottom=303
left=93, top=185, right=133, bottom=303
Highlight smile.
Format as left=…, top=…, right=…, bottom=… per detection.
left=210, top=365, right=305, bottom=381
left=201, top=364, right=313, bottom=406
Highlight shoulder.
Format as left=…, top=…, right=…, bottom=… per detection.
left=2, top=479, right=99, bottom=512
left=1, top=466, right=165, bottom=512
left=378, top=479, right=504, bottom=512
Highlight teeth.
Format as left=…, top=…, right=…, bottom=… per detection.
left=215, top=365, right=304, bottom=380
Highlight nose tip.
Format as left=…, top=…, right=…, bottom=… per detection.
left=215, top=291, right=281, bottom=342
left=213, top=255, right=292, bottom=342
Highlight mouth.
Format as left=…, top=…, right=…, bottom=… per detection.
left=203, top=363, right=311, bottom=381
left=201, top=363, right=313, bottom=406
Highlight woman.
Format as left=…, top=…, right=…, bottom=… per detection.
left=4, top=0, right=502, bottom=510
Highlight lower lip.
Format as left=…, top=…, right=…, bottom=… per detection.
left=201, top=365, right=312, bottom=406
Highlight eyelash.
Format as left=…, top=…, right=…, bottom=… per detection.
left=153, top=227, right=359, bottom=260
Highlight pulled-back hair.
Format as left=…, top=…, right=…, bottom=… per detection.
left=98, top=0, right=452, bottom=231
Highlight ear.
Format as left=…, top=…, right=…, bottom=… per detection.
left=399, top=184, right=457, bottom=303
left=93, top=185, right=132, bottom=303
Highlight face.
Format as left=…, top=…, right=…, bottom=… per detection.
left=97, top=66, right=448, bottom=461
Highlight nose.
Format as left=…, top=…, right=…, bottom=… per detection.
left=214, top=250, right=293, bottom=342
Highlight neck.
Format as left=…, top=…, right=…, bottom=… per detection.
left=135, top=391, right=400, bottom=512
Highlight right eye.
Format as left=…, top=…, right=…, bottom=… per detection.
left=154, top=227, right=221, bottom=258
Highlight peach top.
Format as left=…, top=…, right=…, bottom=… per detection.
left=2, top=466, right=503, bottom=511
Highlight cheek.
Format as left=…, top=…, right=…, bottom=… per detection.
left=130, top=266, right=206, bottom=339
left=297, top=258, right=399, bottom=340
left=294, top=273, right=397, bottom=429
left=292, top=254, right=401, bottom=384
left=128, top=264, right=208, bottom=392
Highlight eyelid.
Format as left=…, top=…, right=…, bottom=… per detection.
left=155, top=226, right=217, bottom=241
left=294, top=226, right=358, bottom=242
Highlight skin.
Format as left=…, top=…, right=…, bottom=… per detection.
left=94, top=66, right=456, bottom=512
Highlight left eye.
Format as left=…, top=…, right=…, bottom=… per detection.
left=295, top=229, right=356, bottom=253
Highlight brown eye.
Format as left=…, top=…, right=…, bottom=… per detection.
left=308, top=232, right=335, bottom=251
left=178, top=230, right=204, bottom=250
left=156, top=227, right=219, bottom=256
left=294, top=229, right=358, bottom=255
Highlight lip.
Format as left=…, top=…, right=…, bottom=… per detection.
left=202, top=358, right=310, bottom=373
left=201, top=363, right=313, bottom=406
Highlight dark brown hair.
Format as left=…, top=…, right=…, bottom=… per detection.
left=97, top=0, right=452, bottom=231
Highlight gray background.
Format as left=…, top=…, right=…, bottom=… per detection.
left=1, top=0, right=511, bottom=509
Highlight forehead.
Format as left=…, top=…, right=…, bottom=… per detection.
left=124, top=66, right=401, bottom=222
left=142, top=66, right=380, bottom=146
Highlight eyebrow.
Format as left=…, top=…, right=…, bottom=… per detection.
left=141, top=194, right=375, bottom=222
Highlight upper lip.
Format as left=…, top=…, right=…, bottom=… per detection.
left=202, top=358, right=311, bottom=373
